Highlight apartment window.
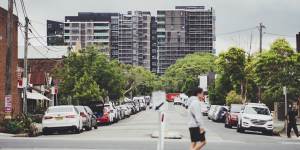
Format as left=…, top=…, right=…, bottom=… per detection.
left=71, top=23, right=79, bottom=28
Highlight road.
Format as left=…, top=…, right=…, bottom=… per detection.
left=0, top=103, right=299, bottom=150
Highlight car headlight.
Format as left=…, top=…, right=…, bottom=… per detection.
left=243, top=116, right=250, bottom=120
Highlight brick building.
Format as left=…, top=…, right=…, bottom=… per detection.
left=0, top=7, right=20, bottom=119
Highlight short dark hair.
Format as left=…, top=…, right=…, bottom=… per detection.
left=193, top=87, right=203, bottom=96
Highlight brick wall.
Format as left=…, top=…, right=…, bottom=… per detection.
left=0, top=7, right=20, bottom=120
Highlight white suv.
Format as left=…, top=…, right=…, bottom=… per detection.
left=237, top=103, right=273, bottom=135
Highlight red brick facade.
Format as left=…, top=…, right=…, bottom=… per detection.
left=0, top=7, right=20, bottom=119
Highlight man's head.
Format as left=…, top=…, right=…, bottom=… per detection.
left=193, top=87, right=204, bottom=101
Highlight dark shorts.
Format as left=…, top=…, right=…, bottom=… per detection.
left=189, top=127, right=206, bottom=142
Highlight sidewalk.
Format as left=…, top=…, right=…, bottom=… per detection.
left=273, top=120, right=300, bottom=137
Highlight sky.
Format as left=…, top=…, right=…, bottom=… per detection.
left=0, top=0, right=299, bottom=58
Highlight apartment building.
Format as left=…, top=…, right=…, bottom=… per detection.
left=64, top=12, right=119, bottom=56
left=157, top=6, right=216, bottom=74
left=47, top=20, right=64, bottom=46
left=150, top=16, right=158, bottom=73
left=297, top=32, right=300, bottom=53
left=117, top=11, right=151, bottom=69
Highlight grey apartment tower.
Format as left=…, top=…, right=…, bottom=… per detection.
left=64, top=12, right=119, bottom=56
left=297, top=32, right=300, bottom=53
left=156, top=6, right=216, bottom=74
left=46, top=6, right=215, bottom=73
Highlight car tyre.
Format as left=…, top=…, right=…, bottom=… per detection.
left=42, top=128, right=51, bottom=135
left=74, top=127, right=81, bottom=134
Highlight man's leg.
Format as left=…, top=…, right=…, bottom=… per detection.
left=292, top=123, right=299, bottom=137
left=193, top=141, right=206, bottom=150
left=287, top=123, right=292, bottom=138
left=190, top=142, right=196, bottom=150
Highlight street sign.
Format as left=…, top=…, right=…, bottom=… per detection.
left=283, top=86, right=287, bottom=95
left=4, top=95, right=12, bottom=113
left=198, top=75, right=208, bottom=91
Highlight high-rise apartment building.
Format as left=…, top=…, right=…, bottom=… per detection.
left=150, top=17, right=158, bottom=73
left=47, top=20, right=64, bottom=46
left=117, top=11, right=151, bottom=69
left=64, top=12, right=119, bottom=56
left=297, top=32, right=300, bottom=53
left=157, top=6, right=215, bottom=74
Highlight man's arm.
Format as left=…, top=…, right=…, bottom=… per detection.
left=192, top=102, right=203, bottom=128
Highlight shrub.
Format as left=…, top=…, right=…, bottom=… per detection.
left=226, top=90, right=243, bottom=106
left=5, top=120, right=24, bottom=134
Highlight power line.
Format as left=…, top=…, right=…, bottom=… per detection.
left=264, top=32, right=295, bottom=38
left=216, top=27, right=257, bottom=36
left=29, top=43, right=64, bottom=62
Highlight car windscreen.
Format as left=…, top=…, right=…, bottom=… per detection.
left=47, top=107, right=74, bottom=113
left=75, top=106, right=86, bottom=112
left=244, top=106, right=270, bottom=115
left=231, top=105, right=242, bottom=113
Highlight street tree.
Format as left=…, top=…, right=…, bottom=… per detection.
left=162, top=53, right=216, bottom=95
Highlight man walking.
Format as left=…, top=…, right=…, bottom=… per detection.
left=188, top=88, right=206, bottom=150
left=287, top=105, right=299, bottom=138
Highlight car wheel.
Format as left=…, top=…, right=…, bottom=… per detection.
left=74, top=127, right=81, bottom=134
left=94, top=124, right=98, bottom=129
left=263, top=130, right=273, bottom=136
left=42, top=128, right=51, bottom=135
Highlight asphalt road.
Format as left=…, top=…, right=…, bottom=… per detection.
left=0, top=103, right=299, bottom=150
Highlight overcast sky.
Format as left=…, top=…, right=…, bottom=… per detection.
left=1, top=0, right=299, bottom=57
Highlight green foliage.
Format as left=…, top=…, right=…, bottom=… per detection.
left=54, top=46, right=158, bottom=104
left=161, top=53, right=216, bottom=95
left=73, top=72, right=104, bottom=105
left=5, top=120, right=24, bottom=134
left=225, top=90, right=243, bottom=106
left=4, top=114, right=33, bottom=134
left=250, top=39, right=300, bottom=105
left=215, top=47, right=246, bottom=95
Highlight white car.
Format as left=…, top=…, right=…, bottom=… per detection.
left=237, top=103, right=273, bottom=135
left=173, top=96, right=181, bottom=105
left=42, top=105, right=83, bottom=135
left=208, top=105, right=218, bottom=120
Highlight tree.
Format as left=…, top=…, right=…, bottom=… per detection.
left=225, top=90, right=243, bottom=106
left=161, top=53, right=216, bottom=95
left=73, top=72, right=104, bottom=105
left=250, top=39, right=300, bottom=106
left=215, top=47, right=246, bottom=97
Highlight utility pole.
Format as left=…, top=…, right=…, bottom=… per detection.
left=259, top=23, right=265, bottom=53
left=23, top=17, right=29, bottom=114
left=258, top=23, right=265, bottom=103
left=4, top=0, right=14, bottom=119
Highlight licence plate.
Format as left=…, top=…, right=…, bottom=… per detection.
left=55, top=117, right=63, bottom=120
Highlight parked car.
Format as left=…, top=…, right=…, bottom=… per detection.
left=84, top=106, right=98, bottom=129
left=200, top=102, right=209, bottom=116
left=173, top=96, right=181, bottom=105
left=75, top=106, right=93, bottom=130
left=212, top=106, right=228, bottom=122
left=104, top=102, right=118, bottom=123
left=90, top=103, right=104, bottom=125
left=208, top=105, right=218, bottom=120
left=120, top=105, right=131, bottom=117
left=42, top=105, right=83, bottom=135
left=237, top=103, right=273, bottom=135
left=225, top=104, right=242, bottom=128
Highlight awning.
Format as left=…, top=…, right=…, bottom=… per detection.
left=26, top=92, right=51, bottom=101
